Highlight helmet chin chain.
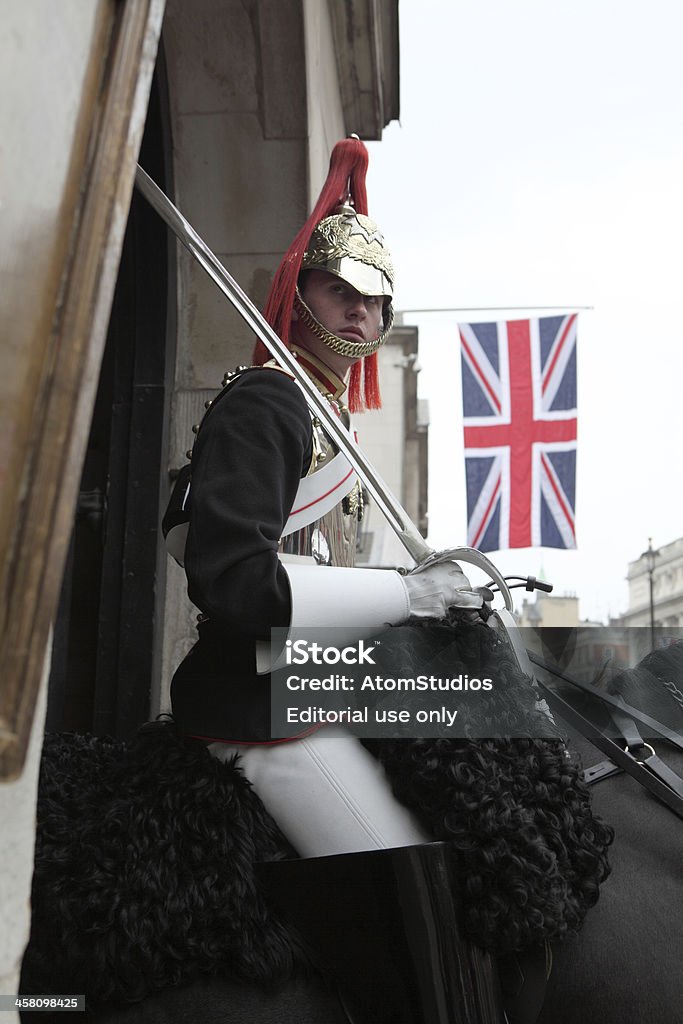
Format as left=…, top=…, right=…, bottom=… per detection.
left=294, top=287, right=394, bottom=359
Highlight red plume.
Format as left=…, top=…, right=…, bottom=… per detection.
left=254, top=137, right=381, bottom=412
left=347, top=353, right=381, bottom=412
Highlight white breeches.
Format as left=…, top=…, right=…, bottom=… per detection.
left=209, top=728, right=430, bottom=858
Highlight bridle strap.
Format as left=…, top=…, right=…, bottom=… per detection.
left=641, top=751, right=683, bottom=803
left=609, top=700, right=683, bottom=803
left=536, top=680, right=683, bottom=821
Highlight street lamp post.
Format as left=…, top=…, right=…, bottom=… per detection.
left=643, top=538, right=659, bottom=651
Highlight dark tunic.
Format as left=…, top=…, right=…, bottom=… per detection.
left=171, top=367, right=313, bottom=742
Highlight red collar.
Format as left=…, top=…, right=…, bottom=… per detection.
left=290, top=345, right=347, bottom=400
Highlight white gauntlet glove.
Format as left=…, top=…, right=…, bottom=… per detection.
left=403, top=561, right=484, bottom=620
left=257, top=560, right=484, bottom=673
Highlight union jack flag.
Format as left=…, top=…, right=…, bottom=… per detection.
left=459, top=315, right=577, bottom=552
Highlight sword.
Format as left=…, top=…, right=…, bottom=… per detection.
left=134, top=165, right=515, bottom=611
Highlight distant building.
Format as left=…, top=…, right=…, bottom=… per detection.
left=610, top=537, right=683, bottom=665
left=517, top=539, right=683, bottom=684
left=569, top=625, right=632, bottom=685
left=517, top=592, right=632, bottom=684
left=620, top=537, right=683, bottom=630
left=518, top=592, right=579, bottom=628
left=355, top=324, right=428, bottom=568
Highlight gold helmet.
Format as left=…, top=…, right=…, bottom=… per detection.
left=260, top=137, right=391, bottom=410
left=294, top=203, right=395, bottom=358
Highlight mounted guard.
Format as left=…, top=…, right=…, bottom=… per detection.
left=144, top=138, right=612, bottom=1024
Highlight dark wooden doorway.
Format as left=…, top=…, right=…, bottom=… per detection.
left=47, top=57, right=174, bottom=739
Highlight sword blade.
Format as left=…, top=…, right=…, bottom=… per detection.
left=135, top=164, right=432, bottom=565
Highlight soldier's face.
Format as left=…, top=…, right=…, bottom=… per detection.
left=299, top=270, right=384, bottom=347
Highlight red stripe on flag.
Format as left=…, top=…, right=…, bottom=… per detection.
left=541, top=451, right=576, bottom=540
left=507, top=320, right=533, bottom=546
left=471, top=474, right=501, bottom=549
left=542, top=313, right=576, bottom=394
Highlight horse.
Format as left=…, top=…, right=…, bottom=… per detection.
left=19, top=628, right=683, bottom=1023
left=535, top=639, right=683, bottom=1023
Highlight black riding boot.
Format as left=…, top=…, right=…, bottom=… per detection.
left=257, top=841, right=504, bottom=1024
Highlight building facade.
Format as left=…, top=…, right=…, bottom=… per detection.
left=518, top=592, right=580, bottom=629
left=621, top=537, right=683, bottom=631
left=517, top=593, right=634, bottom=684
left=1, top=2, right=408, bottom=1010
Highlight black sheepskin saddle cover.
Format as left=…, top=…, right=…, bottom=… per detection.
left=23, top=727, right=299, bottom=1007
left=23, top=620, right=613, bottom=1007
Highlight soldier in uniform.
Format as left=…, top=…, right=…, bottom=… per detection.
left=165, top=139, right=614, bottom=1024
left=169, top=136, right=481, bottom=858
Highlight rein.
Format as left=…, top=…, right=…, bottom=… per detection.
left=530, top=654, right=683, bottom=821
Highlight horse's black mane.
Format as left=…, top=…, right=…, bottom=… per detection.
left=608, top=640, right=683, bottom=728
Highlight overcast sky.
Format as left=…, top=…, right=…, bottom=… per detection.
left=367, top=0, right=683, bottom=622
